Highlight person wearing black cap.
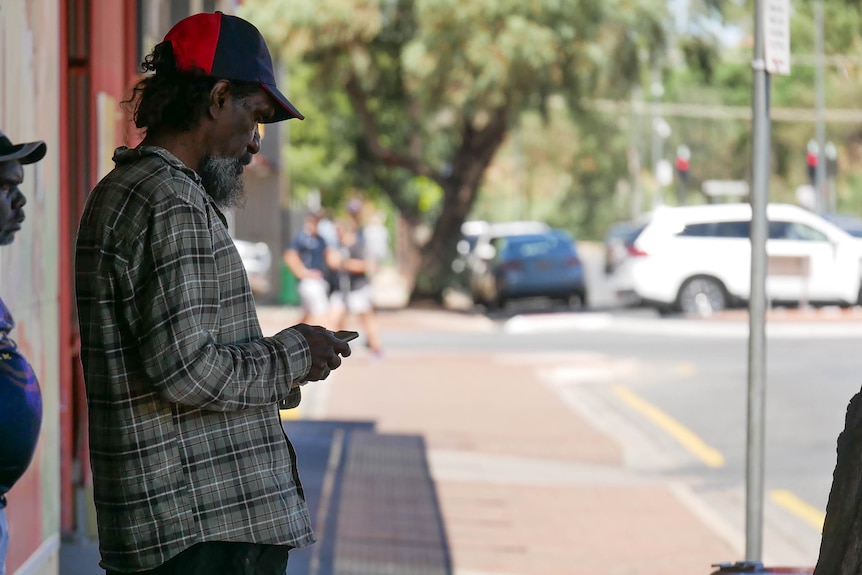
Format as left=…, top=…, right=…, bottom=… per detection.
left=0, top=130, right=46, bottom=575
left=74, top=12, right=350, bottom=575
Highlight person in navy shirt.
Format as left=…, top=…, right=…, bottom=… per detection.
left=284, top=210, right=334, bottom=326
left=0, top=130, right=46, bottom=575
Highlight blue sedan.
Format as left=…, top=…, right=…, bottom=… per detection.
left=471, top=229, right=587, bottom=309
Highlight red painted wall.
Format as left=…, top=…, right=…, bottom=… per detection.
left=59, top=0, right=139, bottom=535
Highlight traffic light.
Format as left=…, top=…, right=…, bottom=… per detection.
left=675, top=145, right=691, bottom=205
left=806, top=140, right=819, bottom=186
left=676, top=145, right=691, bottom=181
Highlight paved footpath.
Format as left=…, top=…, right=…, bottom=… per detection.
left=60, top=306, right=823, bottom=575
left=258, top=306, right=756, bottom=575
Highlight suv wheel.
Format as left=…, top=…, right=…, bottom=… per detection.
left=677, top=277, right=727, bottom=316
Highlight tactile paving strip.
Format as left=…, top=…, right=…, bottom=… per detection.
left=332, top=431, right=452, bottom=575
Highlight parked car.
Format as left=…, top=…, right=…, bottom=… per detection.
left=612, top=203, right=862, bottom=315
left=470, top=229, right=587, bottom=309
left=603, top=220, right=639, bottom=275
left=820, top=212, right=862, bottom=238
left=466, top=220, right=550, bottom=289
left=451, top=220, right=488, bottom=277
left=233, top=238, right=273, bottom=295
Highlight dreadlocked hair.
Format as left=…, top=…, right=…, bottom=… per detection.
left=123, top=41, right=260, bottom=136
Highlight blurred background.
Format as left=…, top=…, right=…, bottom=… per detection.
left=6, top=0, right=862, bottom=574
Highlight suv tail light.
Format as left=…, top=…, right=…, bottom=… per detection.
left=564, top=255, right=581, bottom=267
left=627, top=244, right=649, bottom=257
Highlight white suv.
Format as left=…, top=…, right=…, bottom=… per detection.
left=613, top=203, right=862, bottom=314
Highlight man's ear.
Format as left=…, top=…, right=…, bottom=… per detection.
left=208, top=80, right=232, bottom=119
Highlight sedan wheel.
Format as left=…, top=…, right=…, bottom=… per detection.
left=568, top=291, right=588, bottom=310
left=677, top=277, right=727, bottom=316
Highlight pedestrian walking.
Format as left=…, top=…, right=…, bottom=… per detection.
left=327, top=217, right=384, bottom=358
left=284, top=210, right=335, bottom=326
left=74, top=12, right=352, bottom=575
left=0, top=130, right=46, bottom=575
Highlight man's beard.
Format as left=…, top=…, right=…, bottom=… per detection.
left=199, top=156, right=247, bottom=209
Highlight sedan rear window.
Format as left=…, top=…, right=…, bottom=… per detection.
left=503, top=234, right=575, bottom=259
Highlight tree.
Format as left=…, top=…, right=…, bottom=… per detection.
left=660, top=0, right=862, bottom=207
left=241, top=0, right=667, bottom=300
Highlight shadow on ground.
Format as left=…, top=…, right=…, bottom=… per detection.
left=60, top=420, right=453, bottom=575
left=285, top=419, right=453, bottom=575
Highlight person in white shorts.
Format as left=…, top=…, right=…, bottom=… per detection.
left=327, top=219, right=383, bottom=358
left=284, top=211, right=333, bottom=326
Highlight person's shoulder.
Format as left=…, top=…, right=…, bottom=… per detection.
left=111, top=147, right=201, bottom=198
left=292, top=229, right=310, bottom=242
left=82, top=151, right=208, bottom=248
left=94, top=149, right=206, bottom=213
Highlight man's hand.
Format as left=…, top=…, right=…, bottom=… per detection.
left=291, top=324, right=352, bottom=382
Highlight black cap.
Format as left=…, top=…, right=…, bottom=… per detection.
left=0, top=131, right=46, bottom=165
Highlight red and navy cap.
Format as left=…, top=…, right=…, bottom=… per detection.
left=164, top=11, right=303, bottom=123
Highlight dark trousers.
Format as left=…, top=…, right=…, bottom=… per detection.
left=106, top=541, right=290, bottom=575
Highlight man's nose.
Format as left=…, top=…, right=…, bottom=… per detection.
left=247, top=126, right=262, bottom=155
left=10, top=188, right=26, bottom=209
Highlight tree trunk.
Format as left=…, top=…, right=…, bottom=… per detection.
left=409, top=184, right=473, bottom=302
left=814, top=388, right=862, bottom=575
left=410, top=109, right=510, bottom=302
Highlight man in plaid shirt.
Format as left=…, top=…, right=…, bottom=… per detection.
left=74, top=13, right=351, bottom=575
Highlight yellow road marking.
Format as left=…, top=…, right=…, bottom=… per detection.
left=613, top=385, right=726, bottom=468
left=770, top=489, right=825, bottom=532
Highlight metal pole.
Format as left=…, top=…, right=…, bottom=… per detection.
left=747, top=0, right=770, bottom=562
left=628, top=86, right=644, bottom=220
left=815, top=0, right=827, bottom=212
left=650, top=63, right=663, bottom=208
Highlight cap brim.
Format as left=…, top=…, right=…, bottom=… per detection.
left=0, top=141, right=47, bottom=165
left=261, top=84, right=304, bottom=122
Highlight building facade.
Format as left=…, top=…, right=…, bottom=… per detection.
left=1, top=1, right=139, bottom=573
left=0, top=2, right=63, bottom=573
left=1, top=1, right=282, bottom=573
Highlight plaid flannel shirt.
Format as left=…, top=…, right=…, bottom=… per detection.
left=75, top=146, right=315, bottom=572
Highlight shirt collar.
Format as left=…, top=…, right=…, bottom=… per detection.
left=112, top=145, right=202, bottom=184
left=112, top=146, right=229, bottom=227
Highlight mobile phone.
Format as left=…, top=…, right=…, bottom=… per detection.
left=334, top=330, right=360, bottom=342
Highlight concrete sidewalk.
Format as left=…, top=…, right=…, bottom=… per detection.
left=261, top=306, right=805, bottom=574
left=59, top=305, right=823, bottom=575
left=315, top=349, right=742, bottom=575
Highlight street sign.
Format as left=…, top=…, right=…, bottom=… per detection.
left=763, top=0, right=791, bottom=75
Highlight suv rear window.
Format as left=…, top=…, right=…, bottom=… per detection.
left=678, top=220, right=750, bottom=238
left=769, top=221, right=829, bottom=242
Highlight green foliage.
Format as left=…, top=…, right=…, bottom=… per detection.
left=649, top=0, right=862, bottom=218
left=473, top=97, right=629, bottom=240
left=242, top=0, right=669, bottom=187
left=241, top=0, right=671, bottom=295
left=279, top=60, right=357, bottom=205
left=679, top=37, right=719, bottom=84
left=236, top=0, right=862, bottom=290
